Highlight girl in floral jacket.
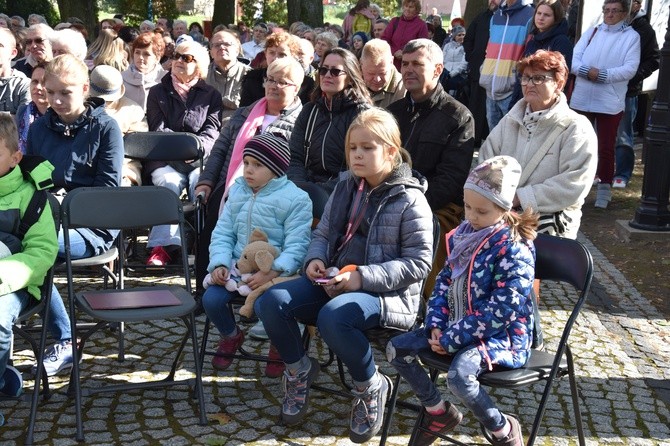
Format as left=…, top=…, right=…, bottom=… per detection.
left=388, top=156, right=538, bottom=446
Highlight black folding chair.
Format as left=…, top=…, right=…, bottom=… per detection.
left=122, top=131, right=205, bottom=270
left=61, top=186, right=207, bottom=442
left=405, top=233, right=593, bottom=446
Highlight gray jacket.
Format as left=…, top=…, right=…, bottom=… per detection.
left=197, top=97, right=303, bottom=192
left=306, top=164, right=434, bottom=330
left=0, top=69, right=30, bottom=115
left=205, top=60, right=250, bottom=118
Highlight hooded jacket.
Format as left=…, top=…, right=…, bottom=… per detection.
left=305, top=165, right=434, bottom=330
left=208, top=174, right=313, bottom=276
left=523, top=18, right=573, bottom=70
left=26, top=97, right=124, bottom=254
left=0, top=158, right=58, bottom=299
left=425, top=225, right=535, bottom=370
left=0, top=69, right=30, bottom=115
left=287, top=92, right=370, bottom=194
left=479, top=0, right=534, bottom=100
left=570, top=21, right=640, bottom=115
left=388, top=84, right=474, bottom=211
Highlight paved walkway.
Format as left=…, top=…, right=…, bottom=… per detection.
left=1, top=233, right=669, bottom=446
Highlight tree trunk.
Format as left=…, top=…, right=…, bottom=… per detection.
left=463, top=0, right=488, bottom=27
left=213, top=0, right=236, bottom=28
left=297, top=0, right=323, bottom=27
left=56, top=0, right=98, bottom=38
left=287, top=0, right=300, bottom=25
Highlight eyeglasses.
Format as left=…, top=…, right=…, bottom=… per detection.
left=520, top=74, right=555, bottom=85
left=602, top=7, right=625, bottom=14
left=172, top=53, right=196, bottom=63
left=263, top=77, right=296, bottom=89
left=318, top=66, right=346, bottom=77
left=211, top=41, right=235, bottom=48
left=24, top=37, right=45, bottom=46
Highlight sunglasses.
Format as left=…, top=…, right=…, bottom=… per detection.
left=318, top=66, right=346, bottom=77
left=172, top=53, right=196, bottom=63
left=24, top=37, right=45, bottom=46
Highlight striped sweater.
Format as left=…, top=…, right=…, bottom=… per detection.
left=479, top=0, right=534, bottom=100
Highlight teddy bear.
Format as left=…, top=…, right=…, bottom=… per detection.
left=223, top=228, right=299, bottom=318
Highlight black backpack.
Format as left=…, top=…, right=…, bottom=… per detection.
left=15, top=155, right=52, bottom=240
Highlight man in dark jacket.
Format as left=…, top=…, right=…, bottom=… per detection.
left=388, top=38, right=475, bottom=296
left=613, top=0, right=659, bottom=189
left=463, top=0, right=498, bottom=146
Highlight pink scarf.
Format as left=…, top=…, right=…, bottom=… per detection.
left=219, top=97, right=269, bottom=214
left=171, top=72, right=199, bottom=101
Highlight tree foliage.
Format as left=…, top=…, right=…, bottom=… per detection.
left=118, top=0, right=180, bottom=27
left=4, top=0, right=60, bottom=25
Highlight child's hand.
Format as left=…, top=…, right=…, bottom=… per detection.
left=210, top=266, right=229, bottom=285
left=246, top=270, right=280, bottom=289
left=428, top=328, right=447, bottom=355
left=305, top=260, right=327, bottom=281
left=324, top=266, right=360, bottom=298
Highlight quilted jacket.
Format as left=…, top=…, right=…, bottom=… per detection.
left=306, top=165, right=434, bottom=330
left=424, top=224, right=535, bottom=370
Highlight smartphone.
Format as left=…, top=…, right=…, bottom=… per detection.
left=313, top=278, right=331, bottom=285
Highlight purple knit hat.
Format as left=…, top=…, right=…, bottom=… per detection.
left=243, top=133, right=291, bottom=177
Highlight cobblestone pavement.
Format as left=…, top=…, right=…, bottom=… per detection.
left=1, top=233, right=669, bottom=446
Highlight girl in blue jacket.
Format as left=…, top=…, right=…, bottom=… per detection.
left=388, top=156, right=538, bottom=446
left=202, top=133, right=312, bottom=376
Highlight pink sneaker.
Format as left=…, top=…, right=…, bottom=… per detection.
left=146, top=246, right=171, bottom=266
left=265, top=343, right=286, bottom=378
left=211, top=328, right=244, bottom=371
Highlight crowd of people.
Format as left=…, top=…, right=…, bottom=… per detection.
left=0, top=0, right=659, bottom=442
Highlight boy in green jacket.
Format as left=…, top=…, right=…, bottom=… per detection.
left=0, top=114, right=57, bottom=422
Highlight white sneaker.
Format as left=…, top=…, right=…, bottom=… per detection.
left=249, top=321, right=269, bottom=340
left=612, top=177, right=627, bottom=189
left=34, top=341, right=75, bottom=377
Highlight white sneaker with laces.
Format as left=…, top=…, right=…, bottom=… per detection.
left=34, top=341, right=75, bottom=377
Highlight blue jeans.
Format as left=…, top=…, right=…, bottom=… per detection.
left=486, top=94, right=514, bottom=132
left=614, top=96, right=638, bottom=182
left=0, top=289, right=30, bottom=389
left=148, top=165, right=200, bottom=248
left=47, top=228, right=99, bottom=343
left=202, top=285, right=237, bottom=337
left=255, top=275, right=382, bottom=382
left=388, top=329, right=506, bottom=432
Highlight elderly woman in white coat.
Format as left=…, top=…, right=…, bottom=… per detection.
left=570, top=0, right=639, bottom=209
left=479, top=50, right=597, bottom=240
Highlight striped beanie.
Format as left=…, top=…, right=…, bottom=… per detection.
left=243, top=133, right=291, bottom=178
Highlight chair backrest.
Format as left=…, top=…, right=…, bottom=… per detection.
left=61, top=186, right=184, bottom=230
left=534, top=233, right=592, bottom=293
left=123, top=131, right=203, bottom=162
left=534, top=233, right=593, bottom=358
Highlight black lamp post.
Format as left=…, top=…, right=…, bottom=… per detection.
left=630, top=5, right=670, bottom=231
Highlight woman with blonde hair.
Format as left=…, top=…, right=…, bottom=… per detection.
left=144, top=39, right=223, bottom=266
left=86, top=29, right=129, bottom=71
